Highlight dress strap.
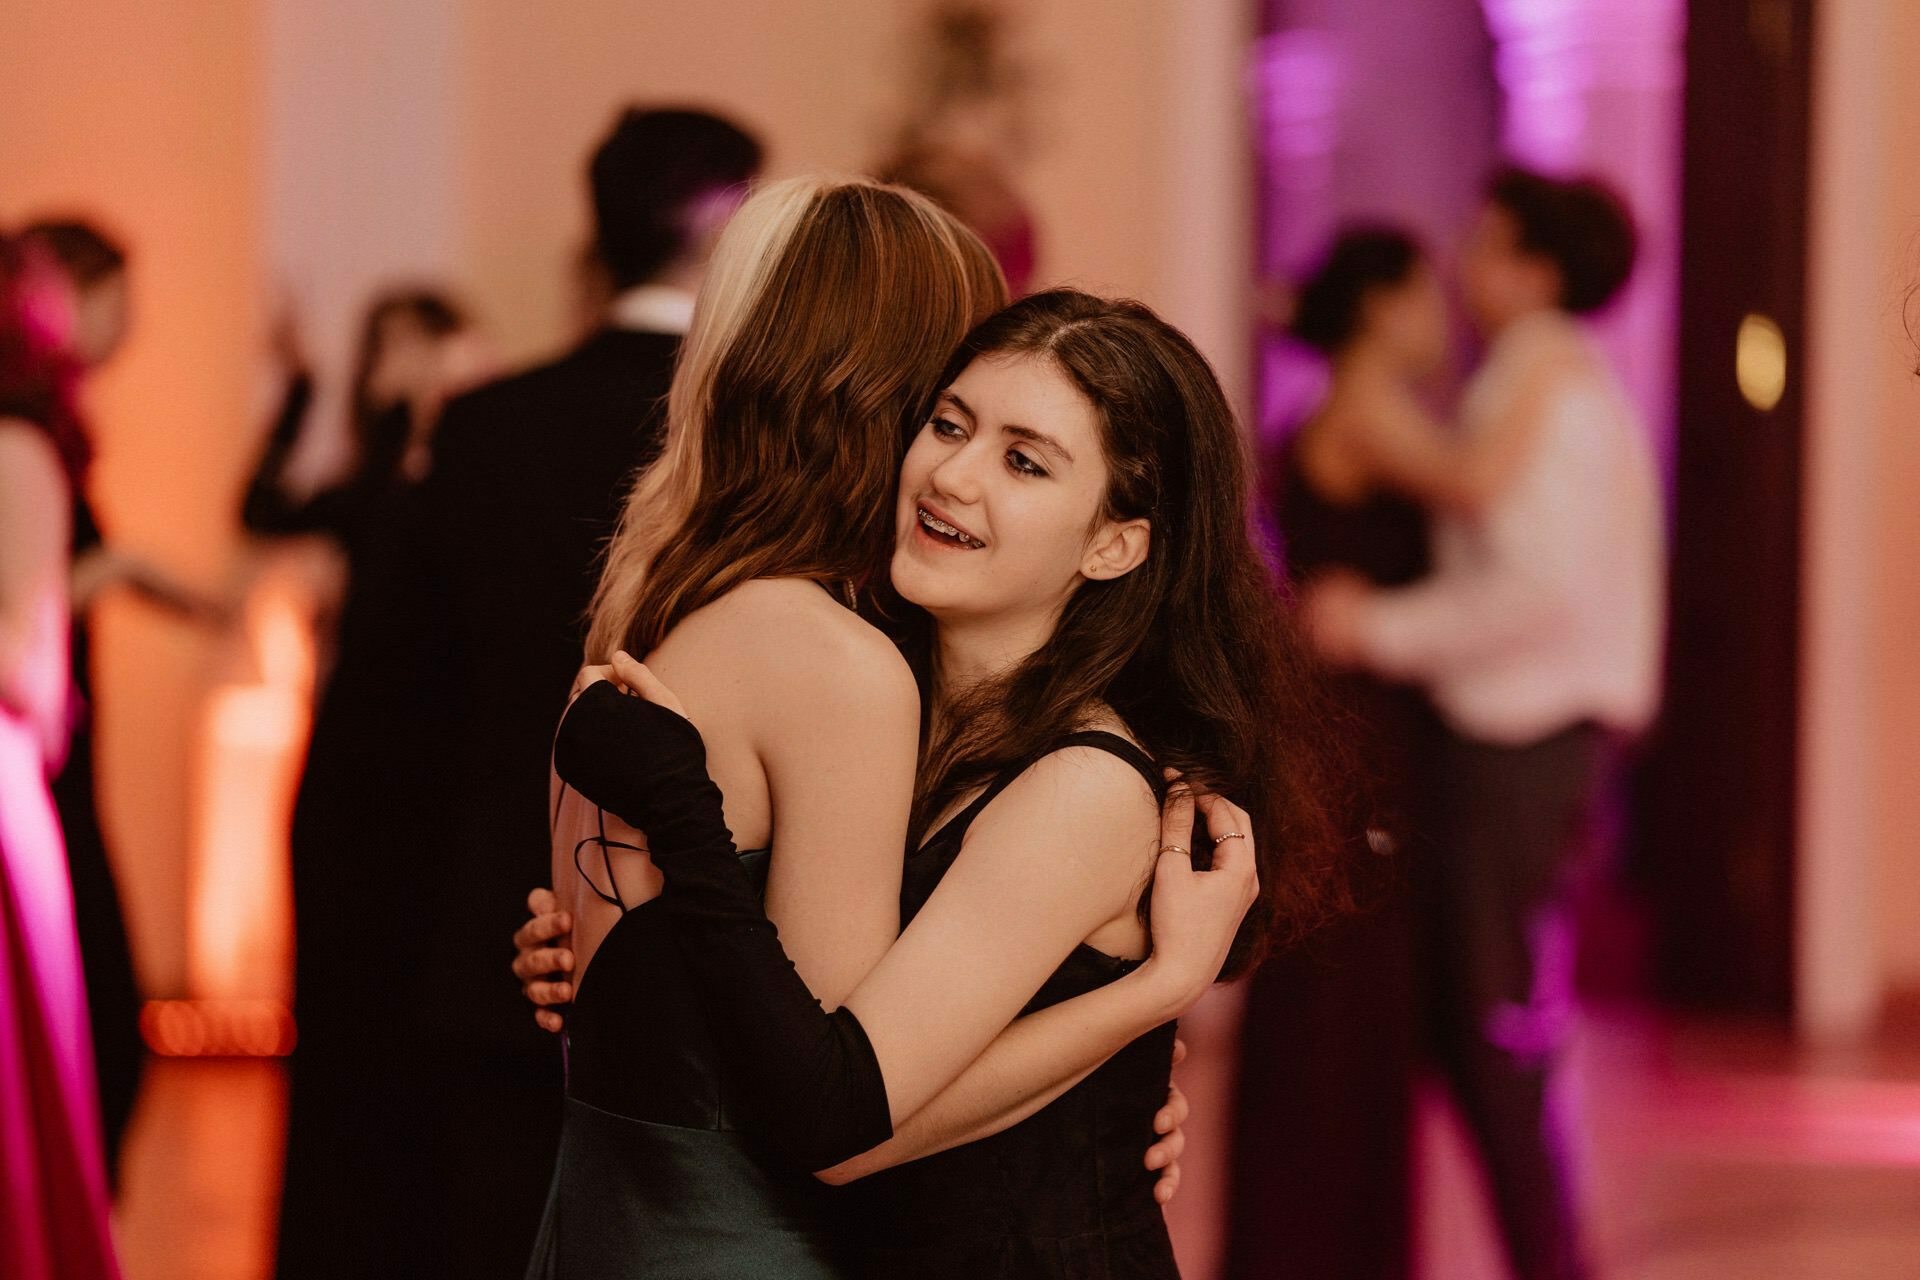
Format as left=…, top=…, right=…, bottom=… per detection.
left=1046, top=730, right=1164, bottom=800
left=968, top=731, right=1162, bottom=822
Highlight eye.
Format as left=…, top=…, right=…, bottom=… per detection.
left=928, top=416, right=966, bottom=441
left=1007, top=448, right=1049, bottom=478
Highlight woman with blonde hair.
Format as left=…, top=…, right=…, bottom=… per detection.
left=523, top=178, right=1252, bottom=1278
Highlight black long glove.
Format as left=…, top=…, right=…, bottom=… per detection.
left=553, top=680, right=894, bottom=1171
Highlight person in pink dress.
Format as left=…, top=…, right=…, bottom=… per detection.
left=0, top=230, right=122, bottom=1280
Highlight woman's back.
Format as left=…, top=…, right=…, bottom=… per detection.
left=532, top=577, right=917, bottom=1280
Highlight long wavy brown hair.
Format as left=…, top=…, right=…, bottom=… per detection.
left=586, top=177, right=1007, bottom=661
left=896, top=289, right=1355, bottom=978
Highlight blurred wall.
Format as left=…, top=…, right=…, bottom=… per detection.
left=1857, top=1, right=1920, bottom=1000
left=457, top=0, right=1251, bottom=402
left=1803, top=0, right=1920, bottom=1033
left=0, top=0, right=266, bottom=997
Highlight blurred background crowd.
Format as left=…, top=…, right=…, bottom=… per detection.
left=4, top=1, right=1920, bottom=1278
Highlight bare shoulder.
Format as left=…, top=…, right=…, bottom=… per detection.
left=972, top=735, right=1160, bottom=882
left=0, top=419, right=69, bottom=509
left=672, top=577, right=918, bottom=719
left=0, top=418, right=65, bottom=477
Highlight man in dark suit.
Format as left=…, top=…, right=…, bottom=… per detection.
left=275, top=108, right=761, bottom=1279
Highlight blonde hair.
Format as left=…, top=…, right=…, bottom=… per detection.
left=585, top=176, right=1007, bottom=662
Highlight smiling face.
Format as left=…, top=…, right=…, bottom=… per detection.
left=891, top=352, right=1150, bottom=632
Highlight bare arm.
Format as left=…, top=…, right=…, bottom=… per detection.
left=1345, top=369, right=1549, bottom=514
left=752, top=623, right=916, bottom=1008
left=0, top=422, right=72, bottom=749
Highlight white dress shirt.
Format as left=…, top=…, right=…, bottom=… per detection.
left=608, top=283, right=696, bottom=336
left=1356, top=311, right=1666, bottom=745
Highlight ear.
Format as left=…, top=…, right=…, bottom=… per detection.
left=1083, top=516, right=1151, bottom=581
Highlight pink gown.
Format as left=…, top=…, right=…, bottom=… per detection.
left=0, top=548, right=121, bottom=1279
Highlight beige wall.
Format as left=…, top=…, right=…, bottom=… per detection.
left=0, top=0, right=265, bottom=996
left=1863, top=0, right=1920, bottom=997
left=456, top=0, right=1252, bottom=395
left=1803, top=0, right=1920, bottom=1035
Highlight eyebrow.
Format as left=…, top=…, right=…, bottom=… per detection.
left=942, top=391, right=1076, bottom=465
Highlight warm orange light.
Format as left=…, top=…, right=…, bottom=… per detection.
left=140, top=998, right=296, bottom=1058
left=1737, top=313, right=1788, bottom=412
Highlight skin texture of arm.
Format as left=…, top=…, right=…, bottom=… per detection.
left=738, top=585, right=917, bottom=1008
left=818, top=951, right=1183, bottom=1182
left=0, top=422, right=72, bottom=750
left=643, top=579, right=915, bottom=1008
left=837, top=747, right=1165, bottom=1124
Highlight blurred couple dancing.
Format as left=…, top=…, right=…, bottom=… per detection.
left=1232, top=173, right=1664, bottom=1280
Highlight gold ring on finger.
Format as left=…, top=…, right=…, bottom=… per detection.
left=1160, top=844, right=1191, bottom=859
left=1212, top=832, right=1247, bottom=846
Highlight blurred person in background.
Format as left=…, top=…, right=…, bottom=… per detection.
left=1230, top=225, right=1452, bottom=1280
left=23, top=216, right=224, bottom=1189
left=881, top=146, right=1037, bottom=295
left=0, top=230, right=121, bottom=1280
left=241, top=288, right=495, bottom=661
left=273, top=106, right=763, bottom=1280
left=1305, top=168, right=1664, bottom=1280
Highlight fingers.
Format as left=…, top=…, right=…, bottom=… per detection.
left=1152, top=1160, right=1183, bottom=1205
left=527, top=887, right=557, bottom=916
left=1195, top=792, right=1257, bottom=896
left=611, top=652, right=689, bottom=719
left=1195, top=790, right=1252, bottom=845
left=1156, top=771, right=1199, bottom=880
left=1153, top=1083, right=1190, bottom=1135
left=1144, top=1125, right=1186, bottom=1171
left=570, top=664, right=614, bottom=701
left=512, top=947, right=575, bottom=985
left=535, top=1009, right=565, bottom=1035
left=511, top=909, right=572, bottom=954
left=524, top=978, right=574, bottom=1007
left=1171, top=1036, right=1188, bottom=1068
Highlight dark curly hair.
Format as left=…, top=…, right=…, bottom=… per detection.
left=1487, top=166, right=1638, bottom=315
left=1292, top=226, right=1424, bottom=356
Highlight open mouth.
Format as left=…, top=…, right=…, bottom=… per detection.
left=916, top=505, right=986, bottom=549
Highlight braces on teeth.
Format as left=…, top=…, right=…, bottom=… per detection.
left=919, top=508, right=983, bottom=548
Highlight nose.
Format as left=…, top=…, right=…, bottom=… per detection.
left=925, top=433, right=989, bottom=507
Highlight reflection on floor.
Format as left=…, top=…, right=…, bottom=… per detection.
left=112, top=1004, right=1920, bottom=1279
left=116, top=1058, right=283, bottom=1280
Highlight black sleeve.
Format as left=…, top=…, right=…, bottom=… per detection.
left=552, top=680, right=895, bottom=1170
left=240, top=372, right=324, bottom=535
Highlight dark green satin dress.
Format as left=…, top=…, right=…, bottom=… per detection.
left=525, top=849, right=854, bottom=1278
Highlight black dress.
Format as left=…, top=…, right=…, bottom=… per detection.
left=858, top=731, right=1179, bottom=1278
left=527, top=838, right=852, bottom=1278
left=50, top=490, right=145, bottom=1188
left=276, top=328, right=679, bottom=1280
left=1225, top=432, right=1433, bottom=1280
left=547, top=686, right=1180, bottom=1279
